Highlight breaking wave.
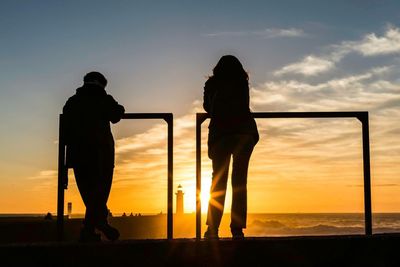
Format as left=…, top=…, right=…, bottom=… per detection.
left=247, top=219, right=400, bottom=236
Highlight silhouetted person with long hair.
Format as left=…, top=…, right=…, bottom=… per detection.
left=203, top=55, right=259, bottom=239
left=63, top=72, right=125, bottom=242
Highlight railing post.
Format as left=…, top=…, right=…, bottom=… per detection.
left=57, top=114, right=67, bottom=241
left=166, top=114, right=173, bottom=240
left=360, top=113, right=372, bottom=235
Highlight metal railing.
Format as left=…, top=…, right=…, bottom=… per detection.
left=196, top=111, right=372, bottom=239
left=57, top=113, right=174, bottom=240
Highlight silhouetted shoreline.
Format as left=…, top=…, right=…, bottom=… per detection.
left=1, top=213, right=400, bottom=244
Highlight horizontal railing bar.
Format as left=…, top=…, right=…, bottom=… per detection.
left=197, top=111, right=367, bottom=120
left=122, top=113, right=172, bottom=120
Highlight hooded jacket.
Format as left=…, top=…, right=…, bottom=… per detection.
left=63, top=84, right=125, bottom=168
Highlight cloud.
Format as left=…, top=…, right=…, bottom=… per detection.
left=253, top=28, right=306, bottom=38
left=204, top=27, right=306, bottom=38
left=348, top=184, right=399, bottom=187
left=255, top=66, right=397, bottom=111
left=28, top=170, right=57, bottom=180
left=204, top=31, right=247, bottom=37
left=26, top=170, right=59, bottom=192
left=274, top=55, right=335, bottom=76
left=275, top=25, right=400, bottom=76
left=348, top=26, right=400, bottom=56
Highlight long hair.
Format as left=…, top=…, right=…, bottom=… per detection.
left=212, top=55, right=248, bottom=81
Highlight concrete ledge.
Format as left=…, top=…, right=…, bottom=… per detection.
left=1, top=234, right=399, bottom=266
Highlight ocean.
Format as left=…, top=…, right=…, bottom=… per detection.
left=242, top=213, right=400, bottom=237
left=193, top=213, right=400, bottom=238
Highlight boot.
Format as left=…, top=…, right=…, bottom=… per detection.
left=97, top=223, right=120, bottom=241
left=231, top=227, right=244, bottom=240
left=79, top=227, right=101, bottom=243
left=204, top=227, right=219, bottom=240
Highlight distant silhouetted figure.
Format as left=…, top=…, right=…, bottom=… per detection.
left=44, top=212, right=53, bottom=220
left=63, top=72, right=125, bottom=242
left=203, top=55, right=259, bottom=240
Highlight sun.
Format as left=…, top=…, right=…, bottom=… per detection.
left=200, top=188, right=211, bottom=213
left=181, top=175, right=211, bottom=213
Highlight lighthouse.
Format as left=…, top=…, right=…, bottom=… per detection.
left=67, top=202, right=72, bottom=218
left=175, top=185, right=184, bottom=215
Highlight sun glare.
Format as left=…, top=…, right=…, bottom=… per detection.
left=201, top=188, right=211, bottom=213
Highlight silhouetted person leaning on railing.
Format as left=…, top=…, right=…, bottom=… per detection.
left=63, top=72, right=125, bottom=242
left=203, top=55, right=259, bottom=240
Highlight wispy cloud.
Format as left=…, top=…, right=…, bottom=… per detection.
left=274, top=55, right=335, bottom=76
left=348, top=183, right=399, bottom=187
left=254, top=66, right=398, bottom=111
left=204, top=27, right=306, bottom=38
left=204, top=31, right=247, bottom=37
left=345, top=25, right=400, bottom=56
left=275, top=25, right=400, bottom=76
left=253, top=28, right=306, bottom=38
left=28, top=170, right=57, bottom=180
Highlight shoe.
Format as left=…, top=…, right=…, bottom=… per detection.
left=231, top=228, right=244, bottom=240
left=79, top=228, right=101, bottom=243
left=204, top=227, right=219, bottom=240
left=97, top=223, right=120, bottom=241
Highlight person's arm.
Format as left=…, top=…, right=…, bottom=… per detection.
left=62, top=97, right=72, bottom=115
left=62, top=97, right=75, bottom=170
left=203, top=85, right=210, bottom=113
left=62, top=97, right=75, bottom=145
left=245, top=83, right=250, bottom=111
left=106, top=95, right=125, bottom=123
left=203, top=79, right=216, bottom=113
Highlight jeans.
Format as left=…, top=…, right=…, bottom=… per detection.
left=73, top=163, right=113, bottom=229
left=206, top=134, right=255, bottom=230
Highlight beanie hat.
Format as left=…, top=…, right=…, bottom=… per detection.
left=83, top=72, right=107, bottom=87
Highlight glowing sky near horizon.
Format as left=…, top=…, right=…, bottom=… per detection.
left=0, top=1, right=399, bottom=215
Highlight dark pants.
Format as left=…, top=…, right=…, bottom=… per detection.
left=206, top=134, right=255, bottom=230
left=73, top=163, right=113, bottom=230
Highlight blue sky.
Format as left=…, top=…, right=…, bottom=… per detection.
left=0, top=1, right=400, bottom=213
